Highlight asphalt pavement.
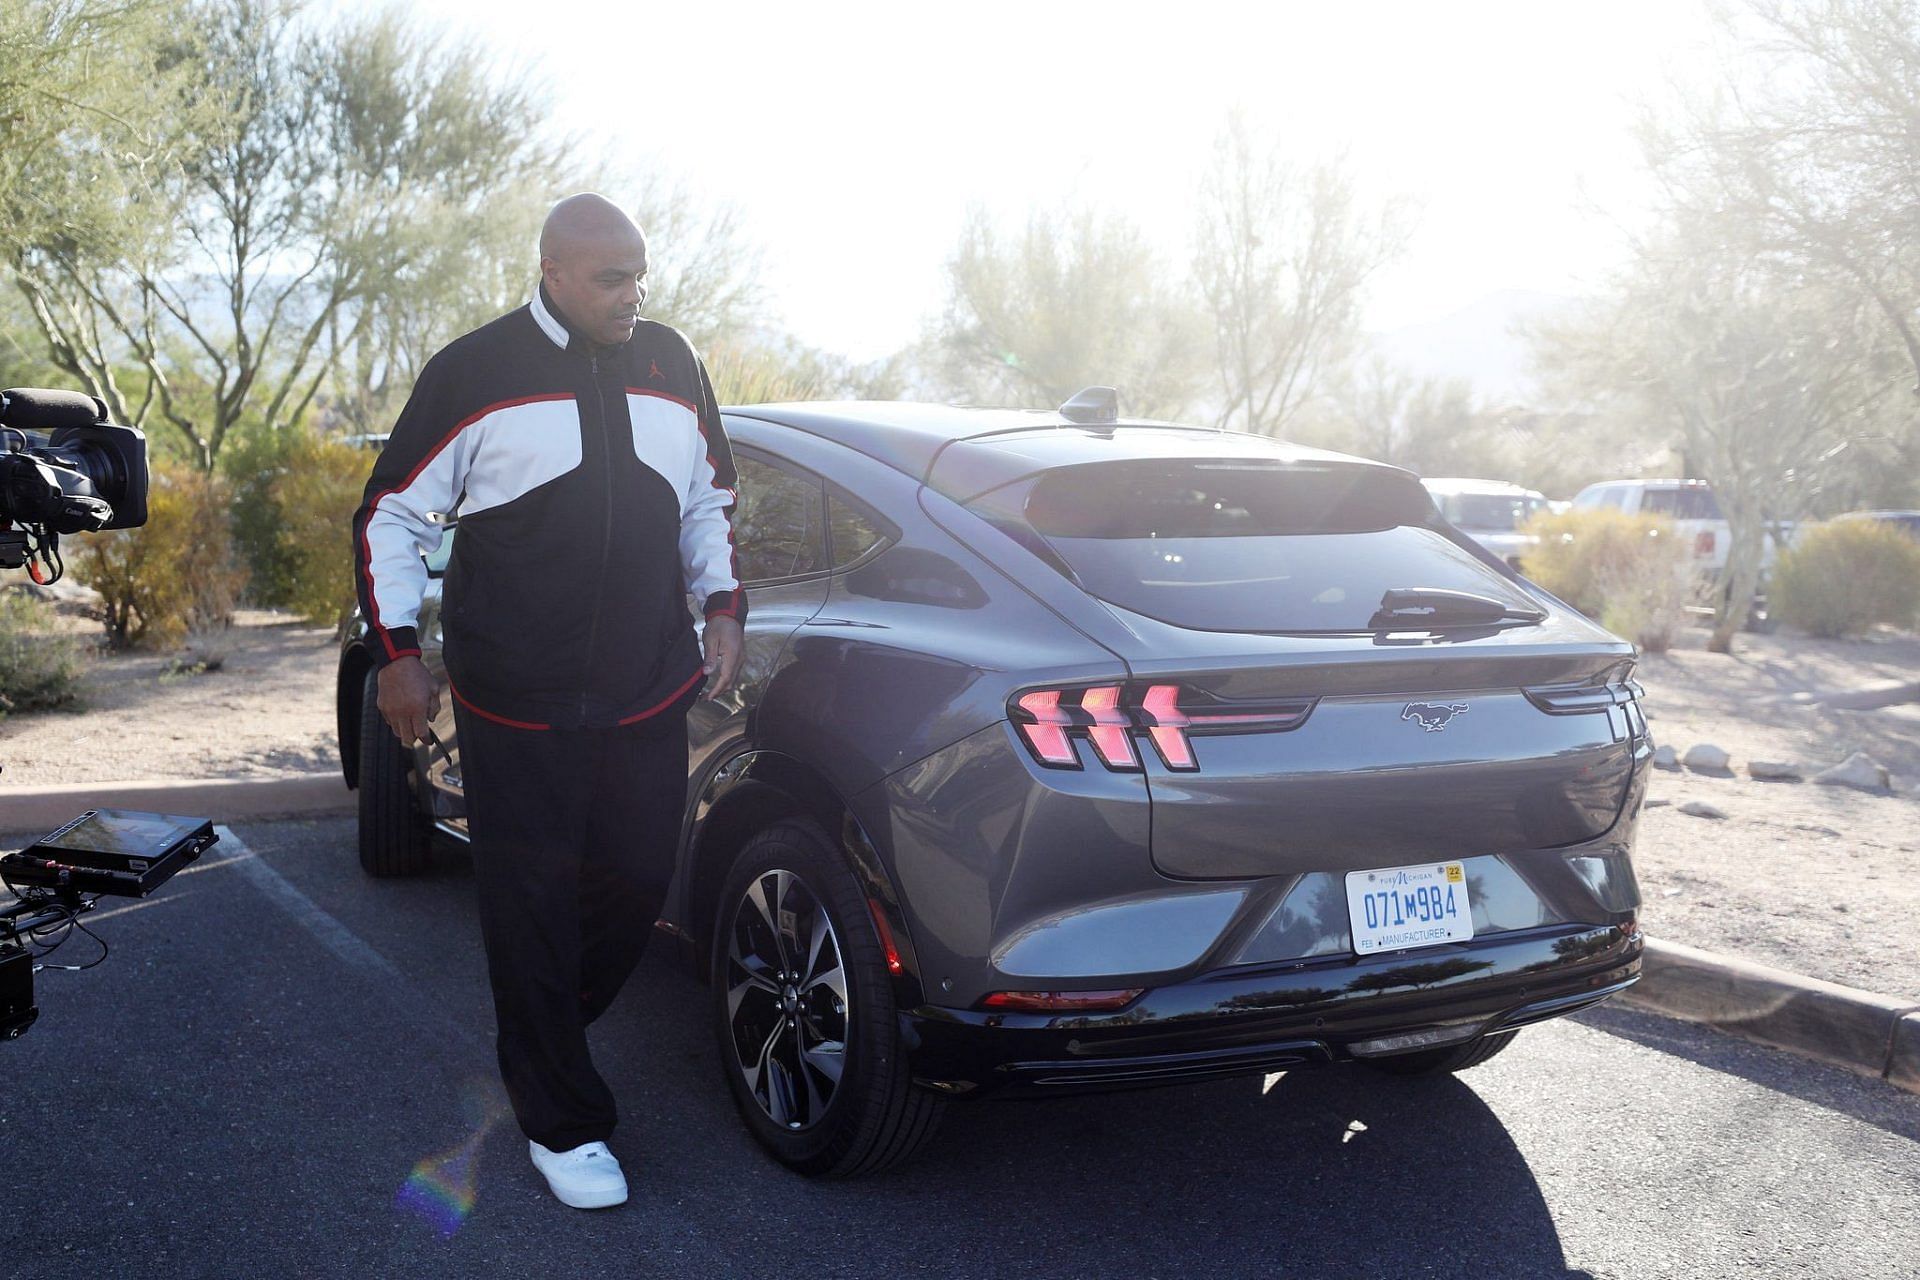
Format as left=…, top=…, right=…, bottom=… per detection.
left=1, top=815, right=1916, bottom=1280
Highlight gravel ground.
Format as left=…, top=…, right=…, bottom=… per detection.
left=0, top=606, right=340, bottom=786
left=3, top=602, right=1916, bottom=997
left=1630, top=626, right=1920, bottom=1000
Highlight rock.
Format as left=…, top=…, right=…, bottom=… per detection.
left=1644, top=797, right=1672, bottom=808
left=1811, top=752, right=1891, bottom=794
left=1682, top=742, right=1731, bottom=772
left=1678, top=800, right=1728, bottom=819
left=1652, top=744, right=1680, bottom=770
left=1747, top=759, right=1803, bottom=782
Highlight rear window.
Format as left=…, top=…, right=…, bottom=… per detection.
left=1642, top=486, right=1722, bottom=519
left=967, top=460, right=1538, bottom=633
left=1436, top=491, right=1546, bottom=530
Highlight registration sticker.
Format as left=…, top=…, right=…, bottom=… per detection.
left=1344, top=861, right=1474, bottom=955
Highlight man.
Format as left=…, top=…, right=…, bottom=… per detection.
left=350, top=193, right=746, bottom=1210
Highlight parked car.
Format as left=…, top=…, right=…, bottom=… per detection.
left=1568, top=478, right=1796, bottom=574
left=1569, top=477, right=1791, bottom=627
left=1835, top=509, right=1920, bottom=540
left=338, top=391, right=1650, bottom=1176
left=1420, top=477, right=1550, bottom=569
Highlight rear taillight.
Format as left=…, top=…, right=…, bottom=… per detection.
left=1012, top=689, right=1075, bottom=765
left=1010, top=683, right=1313, bottom=772
left=1694, top=530, right=1716, bottom=557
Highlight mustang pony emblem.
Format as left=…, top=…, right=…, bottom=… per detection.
left=1402, top=701, right=1470, bottom=732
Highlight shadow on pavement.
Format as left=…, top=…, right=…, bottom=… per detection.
left=571, top=959, right=1595, bottom=1280
left=867, top=1067, right=1597, bottom=1278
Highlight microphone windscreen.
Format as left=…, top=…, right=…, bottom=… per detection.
left=0, top=387, right=106, bottom=430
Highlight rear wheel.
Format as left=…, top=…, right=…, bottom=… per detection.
left=711, top=820, right=944, bottom=1177
left=1363, top=1029, right=1518, bottom=1078
left=356, top=671, right=432, bottom=877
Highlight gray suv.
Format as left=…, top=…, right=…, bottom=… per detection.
left=337, top=394, right=1649, bottom=1176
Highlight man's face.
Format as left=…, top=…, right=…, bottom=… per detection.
left=541, top=229, right=649, bottom=347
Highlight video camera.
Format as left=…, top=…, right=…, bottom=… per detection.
left=0, top=385, right=150, bottom=583
left=1, top=394, right=180, bottom=1039
left=1, top=811, right=217, bottom=1039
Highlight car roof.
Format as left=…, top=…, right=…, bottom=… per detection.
left=1421, top=477, right=1545, bottom=497
left=721, top=400, right=1395, bottom=488
left=1576, top=478, right=1712, bottom=490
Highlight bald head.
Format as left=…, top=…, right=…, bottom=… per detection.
left=538, top=193, right=650, bottom=346
left=539, top=193, right=645, bottom=262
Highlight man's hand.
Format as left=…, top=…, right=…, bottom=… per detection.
left=701, top=614, right=744, bottom=698
left=377, top=656, right=441, bottom=746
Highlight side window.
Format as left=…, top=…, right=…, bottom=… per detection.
left=1571, top=489, right=1603, bottom=510
left=1602, top=487, right=1630, bottom=511
left=732, top=455, right=826, bottom=584
left=826, top=490, right=895, bottom=571
left=1641, top=489, right=1676, bottom=515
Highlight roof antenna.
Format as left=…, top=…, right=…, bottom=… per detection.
left=1058, top=386, right=1118, bottom=426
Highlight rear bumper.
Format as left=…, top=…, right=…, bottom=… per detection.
left=901, top=921, right=1640, bottom=1096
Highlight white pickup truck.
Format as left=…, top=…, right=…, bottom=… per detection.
left=1569, top=479, right=1792, bottom=627
left=1568, top=479, right=1792, bottom=574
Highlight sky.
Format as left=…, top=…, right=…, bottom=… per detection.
left=335, top=0, right=1717, bottom=363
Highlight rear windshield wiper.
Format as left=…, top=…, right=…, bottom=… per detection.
left=1368, top=587, right=1546, bottom=630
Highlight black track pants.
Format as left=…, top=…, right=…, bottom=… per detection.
left=451, top=698, right=688, bottom=1152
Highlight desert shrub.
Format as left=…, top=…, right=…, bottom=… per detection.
left=72, top=465, right=249, bottom=650
left=271, top=437, right=375, bottom=635
left=1519, top=508, right=1690, bottom=650
left=223, top=423, right=304, bottom=608
left=705, top=341, right=827, bottom=404
left=1771, top=519, right=1920, bottom=638
left=0, top=590, right=85, bottom=716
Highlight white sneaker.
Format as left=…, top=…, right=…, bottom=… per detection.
left=528, top=1139, right=628, bottom=1209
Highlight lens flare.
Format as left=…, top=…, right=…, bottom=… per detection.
left=395, top=1077, right=512, bottom=1238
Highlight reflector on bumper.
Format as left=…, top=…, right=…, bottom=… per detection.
left=1346, top=1021, right=1482, bottom=1058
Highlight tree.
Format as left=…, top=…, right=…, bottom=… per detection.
left=1635, top=0, right=1920, bottom=507
left=1193, top=110, right=1410, bottom=437
left=1532, top=215, right=1896, bottom=651
left=0, top=0, right=196, bottom=427
left=1666, top=1, right=1920, bottom=383
left=931, top=204, right=1209, bottom=420
left=1329, top=354, right=1486, bottom=475
left=626, top=174, right=769, bottom=356
left=5, top=0, right=559, bottom=469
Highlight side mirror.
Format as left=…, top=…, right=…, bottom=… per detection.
left=422, top=518, right=457, bottom=579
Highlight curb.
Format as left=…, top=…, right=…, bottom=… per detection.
left=1, top=772, right=354, bottom=835
left=1623, top=937, right=1920, bottom=1096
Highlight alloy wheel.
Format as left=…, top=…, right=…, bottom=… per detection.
left=724, top=868, right=850, bottom=1130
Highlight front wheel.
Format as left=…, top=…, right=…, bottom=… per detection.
left=355, top=671, right=432, bottom=877
left=1362, top=1028, right=1518, bottom=1078
left=711, top=820, right=945, bottom=1177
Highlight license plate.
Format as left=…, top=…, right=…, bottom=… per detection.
left=1345, top=861, right=1474, bottom=955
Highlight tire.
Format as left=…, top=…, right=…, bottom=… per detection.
left=356, top=671, right=432, bottom=877
left=710, top=819, right=945, bottom=1177
left=1363, top=1028, right=1519, bottom=1078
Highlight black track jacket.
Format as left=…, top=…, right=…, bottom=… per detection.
left=351, top=284, right=747, bottom=731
